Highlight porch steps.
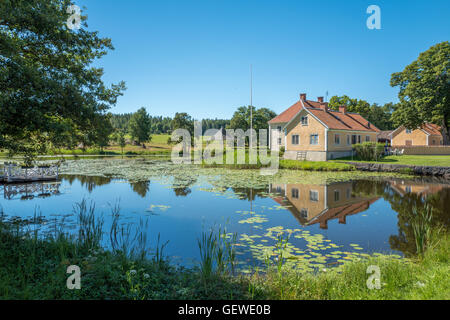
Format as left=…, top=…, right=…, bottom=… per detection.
left=296, top=151, right=307, bottom=160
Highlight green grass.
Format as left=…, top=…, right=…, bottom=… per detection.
left=279, top=160, right=355, bottom=171
left=0, top=202, right=448, bottom=300
left=334, top=155, right=450, bottom=167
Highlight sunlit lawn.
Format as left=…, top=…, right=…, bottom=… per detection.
left=333, top=155, right=450, bottom=167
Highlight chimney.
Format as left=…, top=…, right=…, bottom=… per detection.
left=339, top=106, right=347, bottom=114
left=300, top=93, right=306, bottom=101
left=319, top=102, right=329, bottom=112
left=317, top=97, right=324, bottom=103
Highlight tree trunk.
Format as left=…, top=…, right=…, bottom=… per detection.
left=442, top=118, right=450, bottom=145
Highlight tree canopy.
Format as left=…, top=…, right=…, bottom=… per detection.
left=390, top=41, right=450, bottom=143
left=0, top=0, right=125, bottom=160
left=128, top=107, right=151, bottom=144
left=328, top=96, right=395, bottom=130
left=229, top=106, right=276, bottom=132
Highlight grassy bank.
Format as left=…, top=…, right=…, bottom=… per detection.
left=0, top=204, right=448, bottom=300
left=334, top=155, right=450, bottom=167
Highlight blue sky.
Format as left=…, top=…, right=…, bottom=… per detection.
left=76, top=0, right=450, bottom=119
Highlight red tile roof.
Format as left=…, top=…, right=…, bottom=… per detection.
left=268, top=101, right=302, bottom=124
left=269, top=98, right=379, bottom=132
left=422, top=123, right=442, bottom=135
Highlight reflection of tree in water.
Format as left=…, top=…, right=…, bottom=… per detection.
left=62, top=175, right=112, bottom=193
left=353, top=179, right=449, bottom=257
left=130, top=181, right=150, bottom=198
left=172, top=177, right=197, bottom=197
left=388, top=188, right=449, bottom=257
left=230, top=187, right=268, bottom=201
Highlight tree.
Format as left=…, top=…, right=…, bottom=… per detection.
left=390, top=42, right=450, bottom=143
left=129, top=107, right=151, bottom=145
left=171, top=112, right=194, bottom=136
left=0, top=0, right=126, bottom=160
left=229, top=106, right=276, bottom=131
left=116, top=130, right=126, bottom=154
left=328, top=95, right=371, bottom=118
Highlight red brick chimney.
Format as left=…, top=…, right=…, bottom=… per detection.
left=317, top=97, right=324, bottom=103
left=339, top=106, right=347, bottom=114
left=300, top=93, right=307, bottom=101
left=319, top=102, right=329, bottom=112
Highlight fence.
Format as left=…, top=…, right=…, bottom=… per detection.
left=391, top=146, right=450, bottom=155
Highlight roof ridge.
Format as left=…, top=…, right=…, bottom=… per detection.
left=346, top=113, right=372, bottom=130
left=327, top=110, right=352, bottom=129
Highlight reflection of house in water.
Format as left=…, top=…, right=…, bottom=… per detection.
left=270, top=182, right=379, bottom=229
left=389, top=180, right=445, bottom=198
left=0, top=181, right=61, bottom=200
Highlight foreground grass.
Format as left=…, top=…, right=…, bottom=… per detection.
left=334, top=155, right=450, bottom=167
left=0, top=213, right=448, bottom=300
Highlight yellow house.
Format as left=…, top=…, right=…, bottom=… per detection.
left=268, top=93, right=379, bottom=161
left=391, top=123, right=444, bottom=146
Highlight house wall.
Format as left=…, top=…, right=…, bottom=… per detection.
left=327, top=131, right=377, bottom=152
left=285, top=112, right=326, bottom=152
left=392, top=128, right=428, bottom=146
left=269, top=123, right=286, bottom=151
left=271, top=183, right=326, bottom=221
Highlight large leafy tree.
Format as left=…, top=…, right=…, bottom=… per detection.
left=229, top=106, right=276, bottom=131
left=171, top=112, right=194, bottom=136
left=329, top=95, right=395, bottom=130
left=129, top=107, right=151, bottom=144
left=0, top=0, right=125, bottom=160
left=390, top=41, right=450, bottom=143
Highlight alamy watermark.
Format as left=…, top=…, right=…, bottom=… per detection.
left=366, top=265, right=381, bottom=290
left=66, top=265, right=81, bottom=290
left=366, top=5, right=381, bottom=30
left=66, top=4, right=81, bottom=30
left=170, top=121, right=281, bottom=175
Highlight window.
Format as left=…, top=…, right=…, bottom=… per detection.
left=301, top=116, right=308, bottom=126
left=346, top=188, right=351, bottom=199
left=358, top=135, right=361, bottom=143
left=300, top=209, right=308, bottom=218
left=310, top=190, right=319, bottom=202
left=334, top=190, right=340, bottom=202
left=366, top=136, right=370, bottom=142
left=352, top=135, right=357, bottom=144
left=291, top=135, right=299, bottom=145
left=405, top=186, right=412, bottom=193
left=347, top=135, right=350, bottom=145
left=277, top=126, right=282, bottom=132
left=291, top=188, right=299, bottom=199
left=278, top=138, right=282, bottom=145
left=405, top=129, right=412, bottom=134
left=310, top=134, right=319, bottom=145
left=335, top=134, right=340, bottom=145
left=276, top=186, right=282, bottom=193
left=432, top=139, right=436, bottom=145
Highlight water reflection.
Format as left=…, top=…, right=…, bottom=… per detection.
left=1, top=181, right=61, bottom=200
left=1, top=175, right=448, bottom=260
left=269, top=182, right=379, bottom=229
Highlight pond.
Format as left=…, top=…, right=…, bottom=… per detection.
left=0, top=159, right=448, bottom=272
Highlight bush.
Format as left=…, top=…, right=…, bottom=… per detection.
left=279, top=146, right=285, bottom=158
left=353, top=142, right=384, bottom=161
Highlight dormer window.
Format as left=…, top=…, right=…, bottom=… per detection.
left=301, top=116, right=308, bottom=126
left=406, top=129, right=412, bottom=134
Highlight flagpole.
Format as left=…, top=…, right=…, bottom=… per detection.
left=250, top=64, right=253, bottom=148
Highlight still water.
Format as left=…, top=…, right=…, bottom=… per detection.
left=1, top=160, right=448, bottom=270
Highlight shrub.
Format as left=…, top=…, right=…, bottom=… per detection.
left=279, top=146, right=285, bottom=158
left=353, top=142, right=384, bottom=161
